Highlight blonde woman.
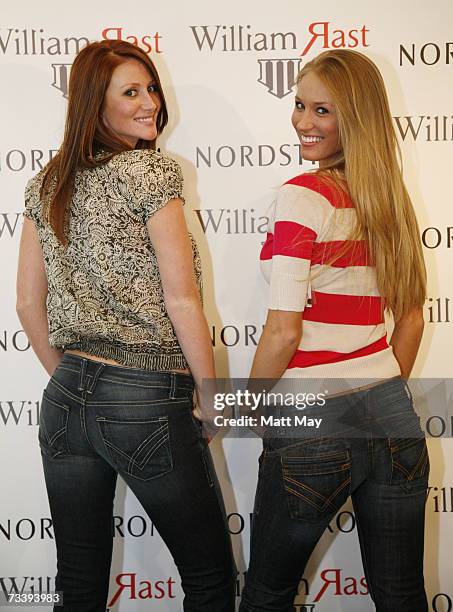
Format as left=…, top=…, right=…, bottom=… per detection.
left=240, top=50, right=429, bottom=611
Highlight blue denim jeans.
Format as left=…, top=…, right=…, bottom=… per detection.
left=39, top=354, right=236, bottom=611
left=239, top=377, right=429, bottom=612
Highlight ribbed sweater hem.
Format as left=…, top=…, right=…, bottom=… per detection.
left=278, top=347, right=401, bottom=397
left=60, top=339, right=188, bottom=371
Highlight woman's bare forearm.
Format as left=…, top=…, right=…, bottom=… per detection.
left=16, top=303, right=63, bottom=376
left=249, top=310, right=302, bottom=392
left=390, top=308, right=424, bottom=379
left=166, top=296, right=215, bottom=392
left=250, top=325, right=301, bottom=381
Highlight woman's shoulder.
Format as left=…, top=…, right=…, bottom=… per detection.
left=106, top=150, right=184, bottom=218
left=109, top=149, right=182, bottom=176
left=24, top=168, right=47, bottom=216
left=283, top=171, right=333, bottom=194
left=282, top=171, right=350, bottom=209
left=25, top=168, right=46, bottom=194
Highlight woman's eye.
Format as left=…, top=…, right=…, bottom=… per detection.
left=125, top=89, right=137, bottom=97
left=148, top=84, right=157, bottom=93
left=317, top=106, right=328, bottom=114
left=295, top=101, right=304, bottom=110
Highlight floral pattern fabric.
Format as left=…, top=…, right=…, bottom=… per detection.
left=24, top=149, right=202, bottom=371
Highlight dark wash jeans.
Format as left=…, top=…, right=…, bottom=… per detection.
left=39, top=354, right=236, bottom=612
left=239, top=377, right=429, bottom=612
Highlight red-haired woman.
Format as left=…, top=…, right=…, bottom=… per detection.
left=17, top=40, right=235, bottom=611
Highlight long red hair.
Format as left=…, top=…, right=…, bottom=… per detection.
left=41, top=39, right=168, bottom=243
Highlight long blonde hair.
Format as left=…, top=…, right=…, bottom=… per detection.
left=298, top=50, right=426, bottom=320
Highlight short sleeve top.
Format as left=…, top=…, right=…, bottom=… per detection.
left=259, top=172, right=401, bottom=382
left=24, top=149, right=202, bottom=371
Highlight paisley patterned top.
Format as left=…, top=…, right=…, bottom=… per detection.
left=24, top=149, right=202, bottom=371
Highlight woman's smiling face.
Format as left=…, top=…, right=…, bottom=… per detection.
left=102, top=58, right=161, bottom=147
left=292, top=71, right=341, bottom=168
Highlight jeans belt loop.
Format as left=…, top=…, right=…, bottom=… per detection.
left=78, top=359, right=87, bottom=392
left=87, top=362, right=105, bottom=395
left=169, top=372, right=177, bottom=399
left=403, top=379, right=413, bottom=402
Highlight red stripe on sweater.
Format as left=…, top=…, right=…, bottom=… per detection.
left=303, top=292, right=384, bottom=325
left=285, top=174, right=354, bottom=209
left=287, top=336, right=389, bottom=369
left=311, top=240, right=371, bottom=267
left=260, top=233, right=274, bottom=261
left=273, top=221, right=317, bottom=259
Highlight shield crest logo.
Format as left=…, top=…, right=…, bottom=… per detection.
left=257, top=58, right=302, bottom=99
left=51, top=63, right=72, bottom=98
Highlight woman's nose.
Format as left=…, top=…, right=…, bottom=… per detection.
left=296, top=110, right=314, bottom=132
left=141, top=91, right=158, bottom=111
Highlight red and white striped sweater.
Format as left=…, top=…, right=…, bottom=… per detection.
left=260, top=173, right=400, bottom=383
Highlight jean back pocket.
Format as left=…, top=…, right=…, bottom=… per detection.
left=97, top=416, right=172, bottom=481
left=281, top=441, right=351, bottom=523
left=389, top=437, right=429, bottom=484
left=39, top=392, right=70, bottom=459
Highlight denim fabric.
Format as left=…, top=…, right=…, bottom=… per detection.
left=240, top=377, right=429, bottom=612
left=39, top=354, right=236, bottom=612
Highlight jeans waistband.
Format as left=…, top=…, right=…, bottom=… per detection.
left=59, top=353, right=194, bottom=394
left=259, top=376, right=420, bottom=446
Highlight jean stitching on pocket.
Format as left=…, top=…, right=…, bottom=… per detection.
left=393, top=461, right=410, bottom=479
left=134, top=434, right=170, bottom=473
left=102, top=435, right=172, bottom=479
left=268, top=437, right=342, bottom=456
left=281, top=442, right=352, bottom=520
left=130, top=459, right=172, bottom=481
left=420, top=452, right=429, bottom=477
left=97, top=419, right=172, bottom=481
left=98, top=417, right=167, bottom=424
left=284, top=477, right=328, bottom=505
left=284, top=485, right=323, bottom=511
left=40, top=394, right=70, bottom=457
left=101, top=436, right=165, bottom=469
left=48, top=428, right=66, bottom=447
left=129, top=423, right=167, bottom=462
left=410, top=447, right=424, bottom=480
left=390, top=436, right=423, bottom=452
left=90, top=399, right=187, bottom=407
left=325, top=478, right=351, bottom=507
left=391, top=439, right=427, bottom=479
left=103, top=439, right=132, bottom=463
left=130, top=429, right=169, bottom=471
left=98, top=378, right=170, bottom=389
left=283, top=451, right=347, bottom=463
left=409, top=444, right=428, bottom=480
left=47, top=378, right=81, bottom=405
left=283, top=474, right=350, bottom=510
left=283, top=464, right=349, bottom=477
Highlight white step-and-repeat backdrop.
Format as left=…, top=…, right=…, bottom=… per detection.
left=1, top=0, right=452, bottom=610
